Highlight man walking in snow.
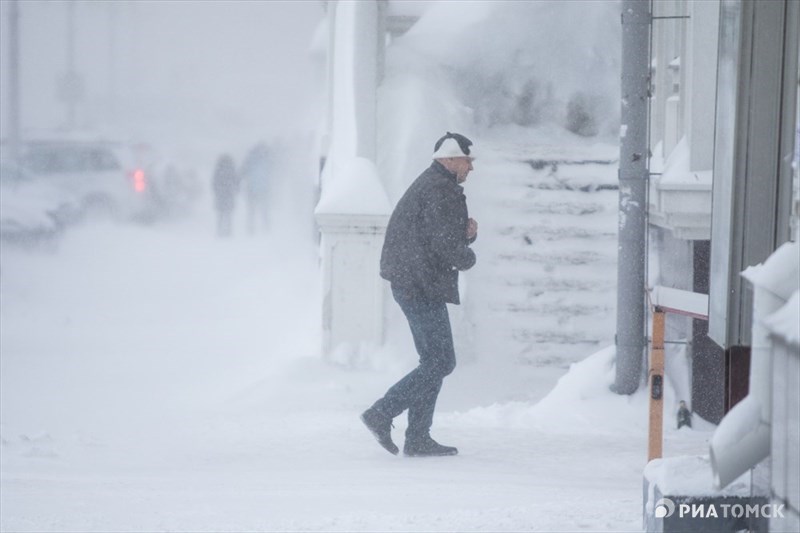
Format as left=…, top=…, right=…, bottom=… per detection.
left=361, top=132, right=478, bottom=457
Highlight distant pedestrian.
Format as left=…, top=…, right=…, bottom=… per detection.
left=361, top=132, right=478, bottom=457
left=677, top=400, right=692, bottom=429
left=240, top=143, right=271, bottom=235
left=212, top=154, right=238, bottom=238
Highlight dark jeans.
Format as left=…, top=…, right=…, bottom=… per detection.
left=371, top=285, right=456, bottom=442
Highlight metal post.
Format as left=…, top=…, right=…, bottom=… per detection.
left=8, top=0, right=21, bottom=166
left=66, top=1, right=76, bottom=130
left=614, top=0, right=651, bottom=394
left=648, top=307, right=665, bottom=462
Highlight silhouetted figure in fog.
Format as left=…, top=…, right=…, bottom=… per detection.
left=240, top=143, right=271, bottom=235
left=212, top=154, right=239, bottom=238
left=677, top=400, right=692, bottom=429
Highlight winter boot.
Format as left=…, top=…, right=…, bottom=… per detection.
left=403, top=435, right=458, bottom=457
left=360, top=408, right=399, bottom=455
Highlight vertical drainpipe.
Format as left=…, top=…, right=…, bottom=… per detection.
left=614, top=0, right=651, bottom=395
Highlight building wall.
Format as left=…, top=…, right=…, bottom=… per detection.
left=685, top=0, right=719, bottom=171
left=691, top=239, right=726, bottom=423
left=652, top=226, right=693, bottom=335
left=650, top=0, right=685, bottom=157
left=770, top=338, right=800, bottom=532
left=709, top=0, right=799, bottom=349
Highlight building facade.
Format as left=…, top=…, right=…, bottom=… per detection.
left=646, top=1, right=799, bottom=530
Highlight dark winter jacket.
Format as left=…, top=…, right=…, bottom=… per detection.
left=212, top=155, right=239, bottom=212
left=380, top=161, right=476, bottom=304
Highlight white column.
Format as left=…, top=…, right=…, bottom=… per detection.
left=315, top=1, right=391, bottom=362
left=352, top=0, right=379, bottom=162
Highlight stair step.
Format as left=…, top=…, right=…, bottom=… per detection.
left=467, top=139, right=619, bottom=366
left=496, top=199, right=610, bottom=216
left=495, top=250, right=612, bottom=266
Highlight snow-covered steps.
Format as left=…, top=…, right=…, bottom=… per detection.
left=467, top=136, right=619, bottom=368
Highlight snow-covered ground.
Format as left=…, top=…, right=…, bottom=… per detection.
left=1, top=129, right=718, bottom=531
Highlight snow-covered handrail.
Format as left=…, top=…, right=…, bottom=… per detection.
left=647, top=285, right=709, bottom=320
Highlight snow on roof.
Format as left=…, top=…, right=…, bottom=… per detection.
left=387, top=0, right=433, bottom=18
left=403, top=1, right=492, bottom=44
left=741, top=241, right=799, bottom=300
left=644, top=455, right=751, bottom=498
left=741, top=241, right=799, bottom=345
left=315, top=156, right=390, bottom=216
left=658, top=136, right=712, bottom=191
left=763, top=290, right=800, bottom=346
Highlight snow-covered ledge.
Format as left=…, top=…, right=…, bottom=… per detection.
left=649, top=138, right=712, bottom=240
left=643, top=455, right=757, bottom=532
left=315, top=157, right=391, bottom=360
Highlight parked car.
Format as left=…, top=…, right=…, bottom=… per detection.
left=1, top=139, right=161, bottom=245
left=0, top=156, right=75, bottom=245
left=17, top=139, right=156, bottom=218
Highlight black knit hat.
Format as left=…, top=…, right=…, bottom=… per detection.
left=432, top=132, right=474, bottom=159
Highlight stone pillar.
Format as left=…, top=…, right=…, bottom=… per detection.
left=316, top=210, right=388, bottom=360
left=315, top=157, right=391, bottom=362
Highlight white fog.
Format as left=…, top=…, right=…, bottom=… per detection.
left=0, top=1, right=323, bottom=157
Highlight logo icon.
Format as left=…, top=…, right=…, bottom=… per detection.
left=655, top=497, right=676, bottom=518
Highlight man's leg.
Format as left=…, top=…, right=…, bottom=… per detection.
left=406, top=379, right=443, bottom=442
left=371, top=295, right=452, bottom=419
left=361, top=289, right=433, bottom=455
left=405, top=302, right=455, bottom=441
left=362, top=289, right=457, bottom=455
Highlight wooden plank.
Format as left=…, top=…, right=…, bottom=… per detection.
left=648, top=309, right=666, bottom=462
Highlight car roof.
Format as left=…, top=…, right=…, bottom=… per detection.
left=21, top=140, right=123, bottom=149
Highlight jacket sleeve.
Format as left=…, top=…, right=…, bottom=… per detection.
left=424, top=187, right=476, bottom=271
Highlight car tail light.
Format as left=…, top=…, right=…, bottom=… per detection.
left=132, top=169, right=146, bottom=193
